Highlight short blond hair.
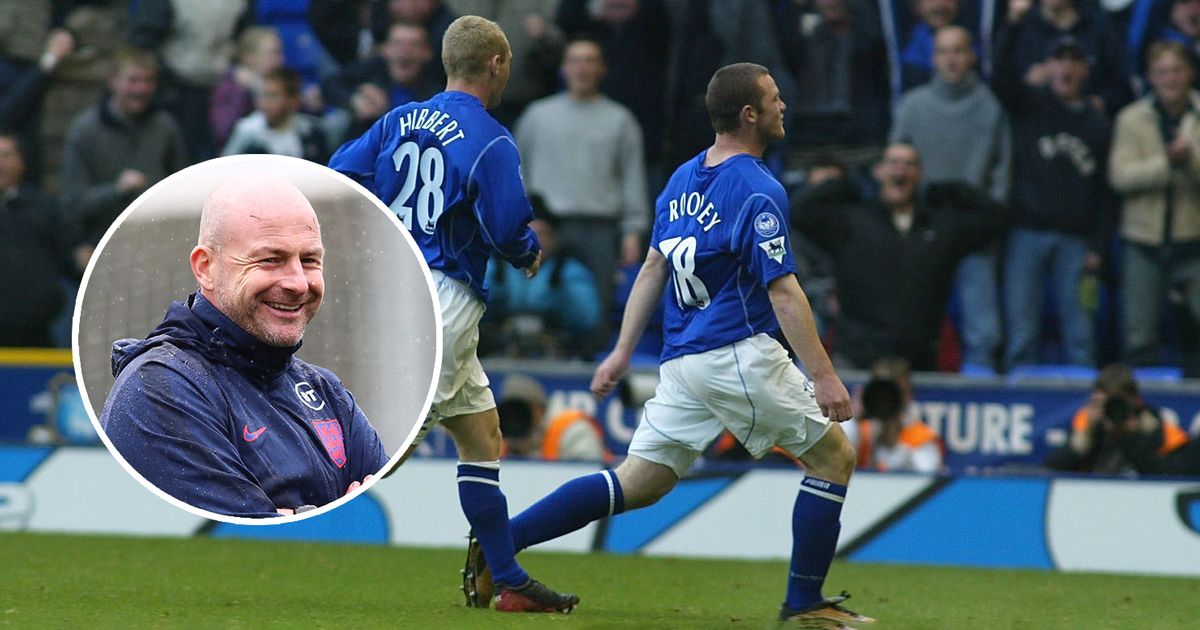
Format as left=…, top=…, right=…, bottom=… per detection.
left=442, top=15, right=509, bottom=80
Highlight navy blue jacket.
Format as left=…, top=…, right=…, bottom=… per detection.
left=100, top=293, right=389, bottom=518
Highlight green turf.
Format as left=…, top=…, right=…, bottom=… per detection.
left=0, top=533, right=1195, bottom=629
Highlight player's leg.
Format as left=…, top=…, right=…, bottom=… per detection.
left=509, top=357, right=714, bottom=552
left=785, top=422, right=857, bottom=603
left=444, top=407, right=580, bottom=613
left=509, top=454, right=679, bottom=552
left=778, top=424, right=873, bottom=624
left=442, top=409, right=525, bottom=587
left=431, top=272, right=576, bottom=612
left=699, top=335, right=869, bottom=623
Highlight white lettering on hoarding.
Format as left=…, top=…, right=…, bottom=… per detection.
left=920, top=402, right=1035, bottom=455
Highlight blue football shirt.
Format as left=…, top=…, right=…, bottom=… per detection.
left=329, top=91, right=539, bottom=300
left=652, top=151, right=797, bottom=361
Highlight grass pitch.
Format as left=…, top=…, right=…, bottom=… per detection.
left=0, top=533, right=1195, bottom=629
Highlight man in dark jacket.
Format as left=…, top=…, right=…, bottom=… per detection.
left=994, top=36, right=1112, bottom=370
left=792, top=142, right=1005, bottom=371
left=0, top=132, right=75, bottom=347
left=322, top=21, right=440, bottom=142
left=59, top=47, right=188, bottom=261
left=99, top=177, right=389, bottom=518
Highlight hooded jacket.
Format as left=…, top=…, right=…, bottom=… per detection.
left=100, top=292, right=389, bottom=518
left=59, top=96, right=188, bottom=248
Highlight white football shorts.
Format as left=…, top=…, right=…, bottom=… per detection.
left=430, top=270, right=495, bottom=420
left=629, top=333, right=832, bottom=476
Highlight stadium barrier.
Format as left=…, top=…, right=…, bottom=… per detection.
left=469, top=360, right=1200, bottom=472
left=7, top=354, right=1200, bottom=473
left=3, top=446, right=1197, bottom=577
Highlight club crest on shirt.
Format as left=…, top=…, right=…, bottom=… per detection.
left=758, top=236, right=787, bottom=263
left=312, top=419, right=347, bottom=468
left=754, top=212, right=780, bottom=237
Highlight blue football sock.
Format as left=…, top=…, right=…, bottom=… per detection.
left=510, top=470, right=625, bottom=552
left=457, top=461, right=528, bottom=588
left=786, top=476, right=847, bottom=609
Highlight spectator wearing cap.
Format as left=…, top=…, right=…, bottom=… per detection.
left=994, top=35, right=1113, bottom=370
left=996, top=0, right=1131, bottom=116
left=1109, top=41, right=1200, bottom=373
left=483, top=197, right=603, bottom=359
left=891, top=25, right=1010, bottom=371
left=496, top=374, right=609, bottom=462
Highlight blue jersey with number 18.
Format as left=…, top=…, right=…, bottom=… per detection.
left=652, top=151, right=797, bottom=362
left=329, top=91, right=539, bottom=300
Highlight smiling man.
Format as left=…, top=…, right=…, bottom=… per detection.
left=792, top=142, right=1006, bottom=371
left=99, top=176, right=388, bottom=518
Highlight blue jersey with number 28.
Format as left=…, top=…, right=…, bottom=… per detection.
left=329, top=91, right=539, bottom=300
left=653, top=151, right=797, bottom=362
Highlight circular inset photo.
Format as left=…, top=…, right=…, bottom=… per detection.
left=74, top=155, right=440, bottom=523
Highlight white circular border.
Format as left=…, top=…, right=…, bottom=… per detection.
left=72, top=154, right=443, bottom=526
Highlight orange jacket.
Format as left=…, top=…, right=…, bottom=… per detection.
left=1071, top=406, right=1188, bottom=455
left=541, top=409, right=613, bottom=464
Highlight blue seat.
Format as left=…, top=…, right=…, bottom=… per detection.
left=1132, top=366, right=1183, bottom=384
left=1007, top=364, right=1098, bottom=383
left=959, top=363, right=997, bottom=378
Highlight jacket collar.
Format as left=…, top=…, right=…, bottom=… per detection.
left=188, top=292, right=300, bottom=381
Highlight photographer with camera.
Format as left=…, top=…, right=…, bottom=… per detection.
left=1045, top=364, right=1196, bottom=475
left=857, top=377, right=944, bottom=473
left=837, top=357, right=943, bottom=473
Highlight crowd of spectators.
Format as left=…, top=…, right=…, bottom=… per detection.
left=1, top=0, right=1198, bottom=377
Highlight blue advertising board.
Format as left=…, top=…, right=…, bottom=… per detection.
left=3, top=350, right=1198, bottom=471
left=470, top=360, right=1200, bottom=472
left=0, top=349, right=95, bottom=444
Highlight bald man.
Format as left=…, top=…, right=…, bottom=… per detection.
left=99, top=177, right=389, bottom=519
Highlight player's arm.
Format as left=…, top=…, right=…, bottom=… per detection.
left=472, top=138, right=540, bottom=270
left=591, top=248, right=668, bottom=399
left=767, top=274, right=851, bottom=422
left=739, top=190, right=850, bottom=420
left=101, top=358, right=283, bottom=518
left=328, top=111, right=389, bottom=195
